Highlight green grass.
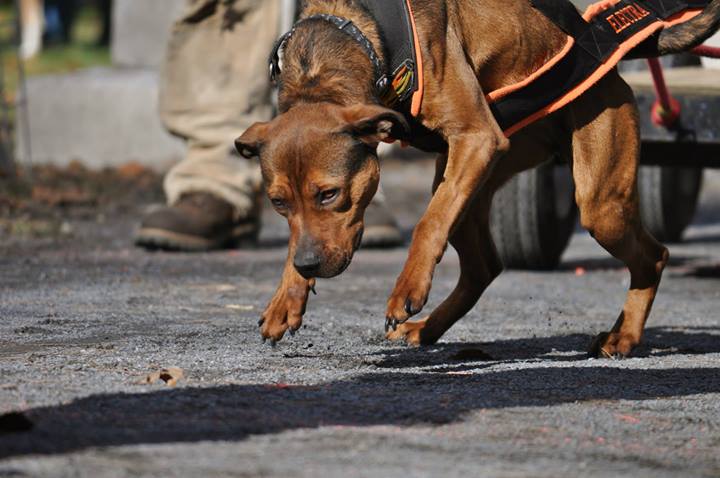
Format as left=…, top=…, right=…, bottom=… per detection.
left=0, top=4, right=110, bottom=103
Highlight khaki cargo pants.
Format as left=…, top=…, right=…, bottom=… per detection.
left=160, top=0, right=287, bottom=217
left=160, top=0, right=388, bottom=218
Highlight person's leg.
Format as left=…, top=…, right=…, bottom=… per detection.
left=97, top=0, right=112, bottom=46
left=136, top=0, right=402, bottom=251
left=160, top=0, right=277, bottom=214
left=43, top=0, right=76, bottom=44
left=56, top=0, right=77, bottom=43
left=19, top=0, right=44, bottom=60
left=136, top=0, right=277, bottom=251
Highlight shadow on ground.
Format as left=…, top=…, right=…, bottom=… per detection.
left=2, top=327, right=719, bottom=460
left=558, top=254, right=703, bottom=272
left=682, top=263, right=720, bottom=278
left=374, top=326, right=720, bottom=370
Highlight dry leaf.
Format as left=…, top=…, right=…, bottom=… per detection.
left=225, top=304, right=254, bottom=311
left=143, top=367, right=184, bottom=387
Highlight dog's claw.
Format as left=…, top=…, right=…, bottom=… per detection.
left=310, top=284, right=317, bottom=295
left=270, top=339, right=277, bottom=347
left=404, top=298, right=420, bottom=316
left=289, top=328, right=296, bottom=337
left=262, top=337, right=267, bottom=344
left=258, top=318, right=265, bottom=327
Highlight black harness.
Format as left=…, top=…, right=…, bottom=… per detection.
left=269, top=0, right=421, bottom=114
left=491, top=0, right=712, bottom=135
left=270, top=0, right=711, bottom=138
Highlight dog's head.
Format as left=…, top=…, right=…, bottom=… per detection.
left=236, top=103, right=408, bottom=279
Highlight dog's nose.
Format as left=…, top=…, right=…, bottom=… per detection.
left=293, top=250, right=321, bottom=278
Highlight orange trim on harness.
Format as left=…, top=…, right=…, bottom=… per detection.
left=487, top=38, right=575, bottom=103
left=484, top=1, right=703, bottom=137
left=405, top=0, right=424, bottom=117
left=487, top=1, right=625, bottom=103
left=502, top=8, right=702, bottom=136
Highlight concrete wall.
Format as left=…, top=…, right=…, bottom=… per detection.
left=111, top=0, right=187, bottom=69
left=17, top=0, right=188, bottom=169
left=703, top=32, right=720, bottom=70
left=17, top=68, right=185, bottom=169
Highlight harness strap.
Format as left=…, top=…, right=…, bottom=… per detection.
left=269, top=13, right=387, bottom=93
left=489, top=0, right=709, bottom=137
left=357, top=0, right=421, bottom=109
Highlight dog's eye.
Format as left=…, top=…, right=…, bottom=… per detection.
left=270, top=197, right=287, bottom=209
left=318, top=189, right=339, bottom=206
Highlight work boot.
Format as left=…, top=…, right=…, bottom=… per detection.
left=361, top=200, right=403, bottom=248
left=135, top=192, right=258, bottom=252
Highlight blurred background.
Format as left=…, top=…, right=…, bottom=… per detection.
left=0, top=0, right=718, bottom=262
left=0, top=0, right=185, bottom=241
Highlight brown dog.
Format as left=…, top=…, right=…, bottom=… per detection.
left=236, top=0, right=720, bottom=357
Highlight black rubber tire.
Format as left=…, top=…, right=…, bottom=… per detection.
left=638, top=166, right=703, bottom=243
left=490, top=161, right=577, bottom=270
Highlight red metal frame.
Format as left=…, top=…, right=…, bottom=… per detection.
left=691, top=44, right=720, bottom=58
left=647, top=43, right=720, bottom=129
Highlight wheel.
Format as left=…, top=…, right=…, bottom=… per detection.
left=490, top=160, right=577, bottom=270
left=638, top=166, right=703, bottom=243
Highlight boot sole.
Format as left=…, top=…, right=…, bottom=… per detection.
left=361, top=225, right=404, bottom=249
left=135, top=223, right=258, bottom=252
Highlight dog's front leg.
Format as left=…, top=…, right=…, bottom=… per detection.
left=259, top=244, right=314, bottom=344
left=385, top=130, right=508, bottom=330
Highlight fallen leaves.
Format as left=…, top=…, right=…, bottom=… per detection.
left=32, top=185, right=94, bottom=207
left=0, top=161, right=163, bottom=227
left=142, top=367, right=184, bottom=387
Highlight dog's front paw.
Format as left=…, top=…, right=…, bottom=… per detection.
left=385, top=319, right=428, bottom=345
left=588, top=331, right=638, bottom=359
left=385, top=265, right=432, bottom=331
left=258, top=279, right=313, bottom=345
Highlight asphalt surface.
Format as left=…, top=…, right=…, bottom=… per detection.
left=1, top=161, right=719, bottom=478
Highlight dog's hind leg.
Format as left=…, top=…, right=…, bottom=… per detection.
left=569, top=73, right=669, bottom=359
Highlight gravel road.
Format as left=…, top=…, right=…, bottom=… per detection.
left=1, top=161, right=719, bottom=478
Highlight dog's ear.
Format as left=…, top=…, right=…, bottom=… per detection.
left=341, top=105, right=410, bottom=145
left=235, top=122, right=271, bottom=159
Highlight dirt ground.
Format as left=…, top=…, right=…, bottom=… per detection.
left=1, top=160, right=719, bottom=477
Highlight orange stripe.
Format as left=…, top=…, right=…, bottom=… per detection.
left=582, top=0, right=622, bottom=21
left=487, top=38, right=575, bottom=102
left=502, top=8, right=703, bottom=136
left=487, top=0, right=621, bottom=103
left=405, top=0, right=424, bottom=117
